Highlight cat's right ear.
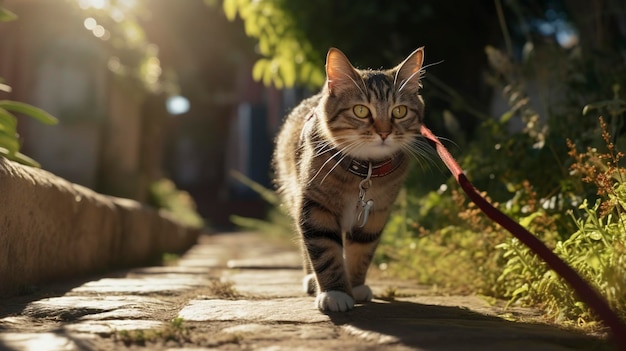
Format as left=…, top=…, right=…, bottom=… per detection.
left=325, top=48, right=362, bottom=95
left=394, top=47, right=424, bottom=92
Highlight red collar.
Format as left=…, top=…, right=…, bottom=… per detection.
left=332, top=151, right=405, bottom=178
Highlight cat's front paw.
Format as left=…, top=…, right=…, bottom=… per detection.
left=302, top=274, right=316, bottom=295
left=315, top=291, right=354, bottom=312
left=352, top=284, right=373, bottom=302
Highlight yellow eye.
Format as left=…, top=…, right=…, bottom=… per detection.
left=392, top=105, right=408, bottom=119
left=353, top=104, right=370, bottom=118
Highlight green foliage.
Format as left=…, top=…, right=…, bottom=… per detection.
left=221, top=0, right=324, bottom=88
left=115, top=318, right=191, bottom=347
left=218, top=0, right=495, bottom=99
left=149, top=179, right=205, bottom=229
left=224, top=0, right=626, bottom=329
left=229, top=171, right=295, bottom=244
left=496, top=129, right=626, bottom=326
left=0, top=6, right=16, bottom=22
left=378, top=36, right=626, bottom=326
left=0, top=7, right=59, bottom=168
left=67, top=0, right=172, bottom=93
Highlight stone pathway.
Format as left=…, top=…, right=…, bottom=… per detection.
left=0, top=232, right=613, bottom=350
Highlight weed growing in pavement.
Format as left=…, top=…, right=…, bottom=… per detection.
left=161, top=253, right=180, bottom=266
left=114, top=318, right=191, bottom=347
left=208, top=279, right=240, bottom=299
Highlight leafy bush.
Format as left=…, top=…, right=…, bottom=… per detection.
left=376, top=40, right=626, bottom=327
left=495, top=119, right=626, bottom=323
left=0, top=7, right=58, bottom=168
left=224, top=0, right=626, bottom=328
left=149, top=178, right=205, bottom=229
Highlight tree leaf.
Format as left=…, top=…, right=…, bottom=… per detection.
left=0, top=100, right=58, bottom=125
left=12, top=151, right=40, bottom=167
left=0, top=107, right=18, bottom=132
left=0, top=130, right=20, bottom=155
left=279, top=57, right=296, bottom=88
left=0, top=82, right=12, bottom=92
left=252, top=59, right=268, bottom=82
left=0, top=7, right=18, bottom=22
left=500, top=111, right=514, bottom=123
left=222, top=0, right=238, bottom=21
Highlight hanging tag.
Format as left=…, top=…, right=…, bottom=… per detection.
left=357, top=199, right=374, bottom=227
left=356, top=162, right=374, bottom=227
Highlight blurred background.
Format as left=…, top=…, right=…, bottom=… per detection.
left=1, top=0, right=624, bottom=231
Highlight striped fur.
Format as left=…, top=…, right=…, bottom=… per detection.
left=273, top=47, right=425, bottom=312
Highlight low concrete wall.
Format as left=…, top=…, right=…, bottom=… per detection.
left=0, top=157, right=202, bottom=297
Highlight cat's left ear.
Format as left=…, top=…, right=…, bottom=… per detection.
left=394, top=47, right=425, bottom=92
left=326, top=48, right=362, bottom=95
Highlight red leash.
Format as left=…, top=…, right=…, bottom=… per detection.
left=420, top=125, right=626, bottom=349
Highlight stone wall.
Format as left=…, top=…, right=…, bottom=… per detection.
left=0, top=157, right=201, bottom=297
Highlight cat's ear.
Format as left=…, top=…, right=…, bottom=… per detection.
left=394, top=47, right=425, bottom=92
left=325, top=48, right=362, bottom=95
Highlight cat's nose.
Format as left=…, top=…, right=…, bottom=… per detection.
left=378, top=131, right=390, bottom=140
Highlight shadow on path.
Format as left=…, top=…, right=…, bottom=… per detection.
left=327, top=300, right=611, bottom=351
left=0, top=276, right=97, bottom=321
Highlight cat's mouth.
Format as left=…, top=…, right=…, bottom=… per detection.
left=345, top=140, right=401, bottom=160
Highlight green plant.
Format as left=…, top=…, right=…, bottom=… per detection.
left=229, top=170, right=295, bottom=244
left=0, top=7, right=58, bottom=168
left=0, top=99, right=59, bottom=167
left=161, top=252, right=180, bottom=266
left=497, top=118, right=625, bottom=326
left=225, top=1, right=626, bottom=330
left=149, top=178, right=205, bottom=229
left=207, top=279, right=239, bottom=299
left=115, top=318, right=191, bottom=346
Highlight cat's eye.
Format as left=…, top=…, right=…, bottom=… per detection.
left=353, top=104, right=370, bottom=118
left=392, top=105, right=408, bottom=119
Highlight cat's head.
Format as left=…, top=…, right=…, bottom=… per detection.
left=318, top=47, right=425, bottom=161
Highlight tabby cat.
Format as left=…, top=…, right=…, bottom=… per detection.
left=273, top=47, right=425, bottom=312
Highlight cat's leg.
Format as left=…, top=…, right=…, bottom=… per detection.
left=301, top=241, right=317, bottom=295
left=344, top=228, right=381, bottom=302
left=299, top=198, right=354, bottom=312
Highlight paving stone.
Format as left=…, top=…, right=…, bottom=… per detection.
left=129, top=266, right=212, bottom=275
left=0, top=332, right=78, bottom=351
left=226, top=251, right=301, bottom=269
left=64, top=319, right=164, bottom=335
left=176, top=257, right=223, bottom=268
left=23, top=295, right=166, bottom=321
left=71, top=276, right=208, bottom=294
left=164, top=348, right=220, bottom=351
left=3, top=232, right=612, bottom=351
left=221, top=323, right=337, bottom=340
left=331, top=299, right=606, bottom=351
left=177, top=298, right=328, bottom=323
left=222, top=269, right=303, bottom=297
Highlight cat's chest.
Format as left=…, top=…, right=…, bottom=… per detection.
left=305, top=152, right=407, bottom=230
left=338, top=178, right=398, bottom=231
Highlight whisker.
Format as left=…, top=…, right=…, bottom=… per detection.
left=319, top=152, right=350, bottom=184
left=398, top=69, right=423, bottom=93
left=309, top=141, right=358, bottom=184
left=420, top=60, right=444, bottom=71
left=402, top=139, right=446, bottom=174
left=436, top=136, right=461, bottom=152
left=338, top=69, right=367, bottom=97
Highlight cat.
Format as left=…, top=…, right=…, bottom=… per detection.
left=273, top=47, right=425, bottom=312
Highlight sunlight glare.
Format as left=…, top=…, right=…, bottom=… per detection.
left=166, top=96, right=190, bottom=115
left=83, top=17, right=97, bottom=30
left=79, top=0, right=107, bottom=10
left=92, top=25, right=106, bottom=38
left=77, top=0, right=137, bottom=12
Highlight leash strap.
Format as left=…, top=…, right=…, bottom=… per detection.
left=420, top=124, right=626, bottom=348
